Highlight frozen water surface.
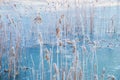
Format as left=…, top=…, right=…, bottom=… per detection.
left=0, top=0, right=120, bottom=80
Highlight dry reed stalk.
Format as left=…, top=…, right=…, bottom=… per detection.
left=72, top=42, right=76, bottom=54
left=101, top=68, right=105, bottom=80
left=59, top=40, right=63, bottom=46
left=38, top=32, right=44, bottom=80
left=111, top=17, right=115, bottom=33
left=0, top=15, right=2, bottom=29
left=79, top=68, right=83, bottom=80
left=54, top=63, right=60, bottom=80
left=66, top=67, right=73, bottom=80
left=38, top=32, right=43, bottom=44
left=74, top=71, right=76, bottom=80
left=15, top=36, right=21, bottom=73
left=56, top=27, right=60, bottom=38
left=8, top=61, right=12, bottom=79
left=45, top=48, right=50, bottom=65
left=12, top=47, right=16, bottom=80
left=90, top=5, right=94, bottom=34
left=53, top=63, right=59, bottom=75
left=50, top=48, right=53, bottom=80
left=81, top=46, right=87, bottom=53
left=0, top=53, right=2, bottom=69
left=30, top=54, right=35, bottom=80
left=62, top=71, right=65, bottom=80
left=8, top=47, right=16, bottom=80
left=59, top=19, right=62, bottom=24
left=94, top=63, right=97, bottom=74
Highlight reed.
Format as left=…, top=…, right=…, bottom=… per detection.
left=38, top=32, right=44, bottom=80
left=53, top=63, right=60, bottom=80
left=62, top=70, right=65, bottom=80
left=30, top=54, right=35, bottom=80
left=101, top=68, right=105, bottom=80
left=45, top=48, right=50, bottom=66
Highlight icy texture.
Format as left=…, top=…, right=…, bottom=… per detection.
left=0, top=0, right=120, bottom=80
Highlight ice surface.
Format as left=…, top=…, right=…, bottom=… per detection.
left=0, top=0, right=120, bottom=80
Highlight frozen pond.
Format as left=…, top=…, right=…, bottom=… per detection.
left=0, top=0, right=120, bottom=80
